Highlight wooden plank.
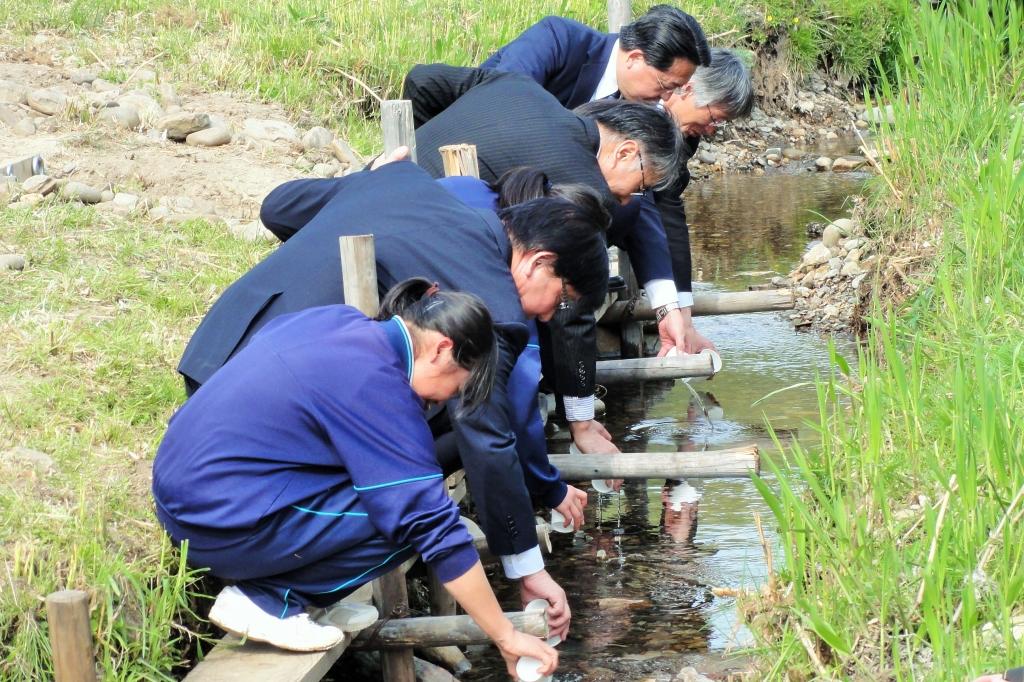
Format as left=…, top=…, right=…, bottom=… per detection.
left=338, top=235, right=378, bottom=317
left=595, top=354, right=718, bottom=384
left=438, top=144, right=480, bottom=178
left=549, top=445, right=760, bottom=479
left=600, top=289, right=796, bottom=324
left=607, top=0, right=632, bottom=32
left=349, top=611, right=547, bottom=650
left=372, top=570, right=415, bottom=682
left=461, top=516, right=552, bottom=562
left=381, top=100, right=417, bottom=164
left=184, top=635, right=350, bottom=682
left=45, top=590, right=96, bottom=682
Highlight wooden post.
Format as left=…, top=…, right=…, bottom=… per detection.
left=381, top=100, right=417, bottom=164
left=338, top=235, right=379, bottom=317
left=438, top=144, right=480, bottom=178
left=595, top=354, right=718, bottom=383
left=599, top=289, right=796, bottom=325
left=45, top=590, right=95, bottom=682
left=349, top=611, right=547, bottom=649
left=372, top=571, right=415, bottom=682
left=607, top=0, right=632, bottom=32
left=549, top=445, right=760, bottom=479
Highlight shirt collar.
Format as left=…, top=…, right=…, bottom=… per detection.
left=591, top=39, right=620, bottom=100
left=381, top=316, right=414, bottom=382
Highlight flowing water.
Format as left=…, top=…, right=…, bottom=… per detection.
left=464, top=161, right=870, bottom=680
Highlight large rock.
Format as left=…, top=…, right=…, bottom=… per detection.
left=0, top=254, right=27, bottom=271
left=1, top=446, right=54, bottom=473
left=802, top=243, right=833, bottom=267
left=117, top=93, right=163, bottom=124
left=185, top=126, right=232, bottom=147
left=822, top=224, right=843, bottom=248
left=98, top=104, right=141, bottom=130
left=156, top=111, right=211, bottom=140
left=69, top=68, right=98, bottom=85
left=697, top=150, right=717, bottom=165
left=61, top=181, right=103, bottom=204
left=22, top=174, right=56, bottom=195
left=830, top=218, right=859, bottom=235
left=26, top=88, right=67, bottom=116
left=0, top=103, right=28, bottom=128
left=302, top=126, right=334, bottom=151
left=229, top=220, right=276, bottom=242
left=795, top=99, right=815, bottom=114
left=0, top=79, right=28, bottom=104
left=782, top=147, right=802, bottom=160
left=243, top=118, right=299, bottom=144
left=841, top=261, right=865, bottom=277
left=12, top=118, right=37, bottom=136
left=110, top=193, right=141, bottom=214
left=832, top=156, right=867, bottom=172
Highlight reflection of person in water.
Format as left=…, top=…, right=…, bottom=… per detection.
left=660, top=479, right=700, bottom=544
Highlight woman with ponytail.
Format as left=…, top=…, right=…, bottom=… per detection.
left=152, top=279, right=557, bottom=677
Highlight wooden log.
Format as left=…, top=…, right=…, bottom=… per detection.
left=183, top=635, right=351, bottom=682
left=599, top=289, right=796, bottom=324
left=45, top=590, right=96, bottom=682
left=381, top=100, right=417, bottom=164
left=607, top=0, right=632, bottom=32
left=339, top=235, right=379, bottom=317
left=549, top=445, right=759, bottom=479
left=349, top=611, right=547, bottom=650
left=373, top=571, right=415, bottom=682
left=438, top=144, right=480, bottom=178
left=595, top=354, right=717, bottom=384
left=416, top=645, right=472, bottom=676
left=462, top=516, right=552, bottom=563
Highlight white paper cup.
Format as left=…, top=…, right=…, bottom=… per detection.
left=516, top=656, right=546, bottom=682
left=700, top=348, right=723, bottom=373
left=591, top=478, right=623, bottom=495
left=549, top=509, right=574, bottom=533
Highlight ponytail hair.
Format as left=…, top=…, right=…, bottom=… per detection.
left=377, top=278, right=497, bottom=412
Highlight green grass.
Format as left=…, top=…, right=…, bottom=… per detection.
left=2, top=0, right=901, bottom=151
left=750, top=0, right=1024, bottom=678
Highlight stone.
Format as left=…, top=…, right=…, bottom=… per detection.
left=1, top=446, right=54, bottom=473
left=243, top=118, right=300, bottom=144
left=766, top=154, right=781, bottom=164
left=676, top=667, right=714, bottom=682
left=830, top=218, right=859, bottom=235
left=795, top=99, right=815, bottom=114
left=18, top=193, right=46, bottom=206
left=92, top=78, right=119, bottom=93
left=828, top=257, right=844, bottom=272
left=852, top=274, right=868, bottom=290
left=69, top=68, right=98, bottom=85
left=697, top=150, right=717, bottom=165
left=26, top=88, right=67, bottom=116
left=597, top=597, right=650, bottom=610
left=825, top=130, right=839, bottom=140
left=765, top=147, right=782, bottom=157
left=117, top=93, right=162, bottom=123
left=111, top=193, right=140, bottom=214
left=330, top=139, right=362, bottom=166
left=100, top=190, right=115, bottom=202
left=229, top=220, right=276, bottom=242
left=846, top=248, right=862, bottom=263
left=0, top=79, right=28, bottom=104
left=791, top=126, right=807, bottom=137
left=865, top=104, right=896, bottom=124
left=856, top=119, right=869, bottom=129
left=302, top=126, right=335, bottom=151
left=782, top=147, right=801, bottom=160
left=822, top=224, right=843, bottom=248
left=832, top=156, right=867, bottom=172
left=800, top=271, right=816, bottom=287
left=312, top=161, right=340, bottom=177
left=156, top=111, right=211, bottom=140
left=23, top=174, right=56, bottom=195
left=98, top=105, right=141, bottom=130
left=60, top=181, right=102, bottom=204
left=814, top=156, right=832, bottom=172
left=843, top=238, right=862, bottom=251
left=0, top=103, right=28, bottom=128
left=0, top=178, right=14, bottom=205
left=822, top=304, right=839, bottom=318
left=12, top=118, right=36, bottom=136
left=186, top=126, right=232, bottom=147
left=0, top=254, right=27, bottom=271
left=131, top=68, right=157, bottom=84
left=802, top=243, right=832, bottom=267
left=841, top=261, right=865, bottom=277
left=157, top=83, right=181, bottom=106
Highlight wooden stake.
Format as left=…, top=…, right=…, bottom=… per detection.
left=595, top=354, right=717, bottom=384
left=381, top=100, right=417, bottom=164
left=45, top=590, right=96, bottom=682
left=372, top=571, right=415, bottom=682
left=349, top=611, right=547, bottom=650
left=607, top=0, right=632, bottom=32
left=338, top=235, right=379, bottom=317
left=549, top=445, right=760, bottom=479
left=599, top=289, right=796, bottom=324
left=438, top=144, right=480, bottom=178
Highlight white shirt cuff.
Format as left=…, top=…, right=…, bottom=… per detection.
left=500, top=546, right=545, bottom=579
left=563, top=395, right=595, bottom=422
left=643, top=279, right=677, bottom=309
left=677, top=291, right=694, bottom=308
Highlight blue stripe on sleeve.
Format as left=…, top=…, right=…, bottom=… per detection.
left=352, top=473, right=443, bottom=491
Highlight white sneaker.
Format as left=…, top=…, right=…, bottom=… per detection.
left=317, top=601, right=379, bottom=633
left=208, top=585, right=345, bottom=652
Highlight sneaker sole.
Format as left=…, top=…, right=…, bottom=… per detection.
left=209, top=608, right=344, bottom=653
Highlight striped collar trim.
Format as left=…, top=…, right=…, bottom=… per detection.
left=381, top=316, right=415, bottom=382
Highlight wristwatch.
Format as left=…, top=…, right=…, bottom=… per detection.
left=654, top=301, right=680, bottom=323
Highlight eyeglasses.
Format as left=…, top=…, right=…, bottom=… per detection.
left=655, top=72, right=685, bottom=94
left=558, top=278, right=572, bottom=311
left=706, top=104, right=728, bottom=130
left=630, top=148, right=647, bottom=197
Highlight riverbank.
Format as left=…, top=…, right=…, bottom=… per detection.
left=743, top=0, right=1024, bottom=679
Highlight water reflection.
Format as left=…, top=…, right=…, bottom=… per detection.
left=465, top=169, right=867, bottom=680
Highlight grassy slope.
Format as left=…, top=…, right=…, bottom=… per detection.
left=751, top=0, right=1024, bottom=679
left=0, top=0, right=906, bottom=680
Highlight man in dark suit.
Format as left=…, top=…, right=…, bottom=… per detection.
left=404, top=61, right=702, bottom=454
left=482, top=4, right=710, bottom=107
left=178, top=161, right=610, bottom=638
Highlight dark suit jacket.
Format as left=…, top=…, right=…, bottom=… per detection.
left=480, top=18, right=696, bottom=295
left=482, top=16, right=617, bottom=109
left=178, top=162, right=542, bottom=558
